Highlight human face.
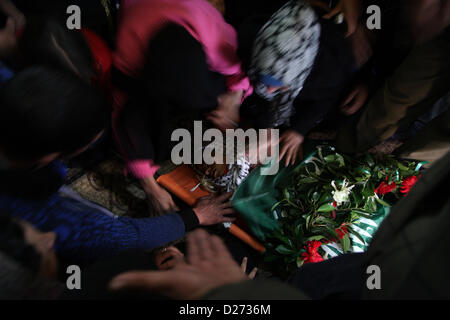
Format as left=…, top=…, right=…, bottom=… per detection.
left=19, top=221, right=59, bottom=280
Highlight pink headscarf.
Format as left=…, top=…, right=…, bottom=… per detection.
left=114, top=0, right=251, bottom=104
left=113, top=0, right=252, bottom=179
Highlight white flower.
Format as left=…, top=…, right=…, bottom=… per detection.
left=331, top=180, right=355, bottom=206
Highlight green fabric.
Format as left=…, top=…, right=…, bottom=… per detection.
left=321, top=206, right=390, bottom=258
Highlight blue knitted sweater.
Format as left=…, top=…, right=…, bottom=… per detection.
left=0, top=162, right=197, bottom=264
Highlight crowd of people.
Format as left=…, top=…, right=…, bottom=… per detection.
left=0, top=0, right=448, bottom=300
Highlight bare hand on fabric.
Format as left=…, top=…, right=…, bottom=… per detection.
left=109, top=229, right=248, bottom=299
left=207, top=90, right=243, bottom=131
left=193, top=192, right=236, bottom=225
left=142, top=176, right=180, bottom=214
left=279, top=130, right=304, bottom=167
left=309, top=0, right=362, bottom=37
left=339, top=83, right=369, bottom=116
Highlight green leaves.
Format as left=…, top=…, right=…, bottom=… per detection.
left=341, top=234, right=351, bottom=253
left=317, top=203, right=336, bottom=213
left=259, top=145, right=422, bottom=273
left=375, top=196, right=391, bottom=207
left=275, top=245, right=295, bottom=255
left=306, top=235, right=326, bottom=242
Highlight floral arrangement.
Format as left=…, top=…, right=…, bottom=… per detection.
left=263, top=146, right=424, bottom=272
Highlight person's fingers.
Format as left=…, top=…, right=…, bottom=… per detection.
left=248, top=267, right=258, bottom=279
left=155, top=250, right=175, bottom=266
left=206, top=112, right=220, bottom=123
left=291, top=146, right=298, bottom=165
left=220, top=201, right=233, bottom=209
left=187, top=229, right=212, bottom=263
left=168, top=246, right=183, bottom=256
left=217, top=192, right=233, bottom=202
left=186, top=230, right=201, bottom=264
left=208, top=110, right=238, bottom=128
left=284, top=144, right=294, bottom=167
left=156, top=246, right=183, bottom=261
left=240, top=257, right=248, bottom=273
left=345, top=20, right=358, bottom=37
left=220, top=208, right=236, bottom=216
left=197, top=194, right=214, bottom=203
left=340, top=89, right=358, bottom=109
left=322, top=5, right=341, bottom=19
left=344, top=101, right=360, bottom=115
left=167, top=197, right=180, bottom=212
left=209, top=234, right=234, bottom=261
left=160, top=258, right=178, bottom=270
left=279, top=143, right=289, bottom=163
left=109, top=271, right=173, bottom=293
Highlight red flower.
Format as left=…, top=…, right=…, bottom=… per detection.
left=335, top=225, right=348, bottom=240
left=375, top=178, right=397, bottom=195
left=400, top=175, right=420, bottom=195
left=301, top=241, right=324, bottom=264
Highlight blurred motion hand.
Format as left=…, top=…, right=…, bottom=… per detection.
left=154, top=246, right=184, bottom=270
left=193, top=192, right=236, bottom=225
left=109, top=229, right=248, bottom=299
left=279, top=130, right=304, bottom=167
left=207, top=90, right=243, bottom=131
left=339, top=83, right=369, bottom=115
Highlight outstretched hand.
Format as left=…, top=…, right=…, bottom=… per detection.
left=109, top=229, right=248, bottom=299
left=279, top=130, right=304, bottom=167
left=193, top=192, right=236, bottom=226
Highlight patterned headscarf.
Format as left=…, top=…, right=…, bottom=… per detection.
left=249, top=0, right=321, bottom=128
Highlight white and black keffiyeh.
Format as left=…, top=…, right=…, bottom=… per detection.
left=249, top=0, right=321, bottom=128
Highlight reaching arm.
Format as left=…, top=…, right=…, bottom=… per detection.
left=0, top=193, right=196, bottom=264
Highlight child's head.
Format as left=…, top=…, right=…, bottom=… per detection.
left=0, top=65, right=109, bottom=168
